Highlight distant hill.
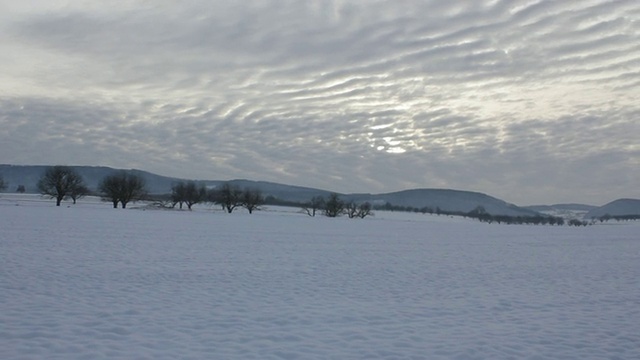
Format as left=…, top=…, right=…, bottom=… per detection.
left=0, top=165, right=184, bottom=194
left=585, top=199, right=640, bottom=219
left=1, top=164, right=538, bottom=216
left=344, top=189, right=541, bottom=217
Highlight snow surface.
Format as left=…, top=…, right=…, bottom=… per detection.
left=2, top=196, right=640, bottom=359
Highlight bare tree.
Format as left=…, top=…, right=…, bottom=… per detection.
left=323, top=193, right=344, bottom=217
left=211, top=182, right=243, bottom=213
left=37, top=166, right=86, bottom=206
left=301, top=195, right=324, bottom=217
left=242, top=188, right=264, bottom=214
left=345, top=201, right=359, bottom=218
left=171, top=182, right=187, bottom=209
left=99, top=171, right=147, bottom=209
left=172, top=181, right=207, bottom=210
left=344, top=201, right=373, bottom=218
left=99, top=174, right=121, bottom=208
left=356, top=202, right=373, bottom=218
left=118, top=172, right=146, bottom=209
left=69, top=183, right=90, bottom=204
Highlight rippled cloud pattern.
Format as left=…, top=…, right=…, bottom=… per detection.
left=1, top=0, right=638, bottom=204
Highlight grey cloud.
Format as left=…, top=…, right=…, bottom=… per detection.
left=1, top=0, right=638, bottom=205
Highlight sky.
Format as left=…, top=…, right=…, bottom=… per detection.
left=0, top=0, right=638, bottom=206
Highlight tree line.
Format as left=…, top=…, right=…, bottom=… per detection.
left=300, top=193, right=373, bottom=218
left=160, top=182, right=264, bottom=214
left=368, top=201, right=573, bottom=226
left=33, top=166, right=146, bottom=208
left=30, top=165, right=265, bottom=213
left=26, top=166, right=371, bottom=217
left=593, top=214, right=640, bottom=222
left=6, top=166, right=639, bottom=225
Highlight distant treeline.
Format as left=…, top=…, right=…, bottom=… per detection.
left=593, top=214, right=640, bottom=222
left=10, top=166, right=639, bottom=226
left=371, top=202, right=570, bottom=225
left=261, top=195, right=640, bottom=226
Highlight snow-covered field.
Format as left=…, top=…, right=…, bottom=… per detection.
left=2, top=195, right=639, bottom=360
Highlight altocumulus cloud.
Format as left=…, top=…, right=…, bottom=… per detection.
left=0, top=0, right=638, bottom=205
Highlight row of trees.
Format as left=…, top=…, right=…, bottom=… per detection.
left=594, top=214, right=640, bottom=222
left=16, top=167, right=639, bottom=225
left=301, top=194, right=373, bottom=218
left=167, top=182, right=265, bottom=214
left=33, top=166, right=264, bottom=213
left=34, top=166, right=146, bottom=208
left=19, top=167, right=585, bottom=224
left=31, top=166, right=368, bottom=217
left=368, top=202, right=569, bottom=226
left=371, top=201, right=640, bottom=226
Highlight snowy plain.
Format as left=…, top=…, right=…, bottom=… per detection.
left=1, top=195, right=639, bottom=360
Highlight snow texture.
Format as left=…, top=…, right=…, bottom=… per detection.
left=2, top=196, right=639, bottom=359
